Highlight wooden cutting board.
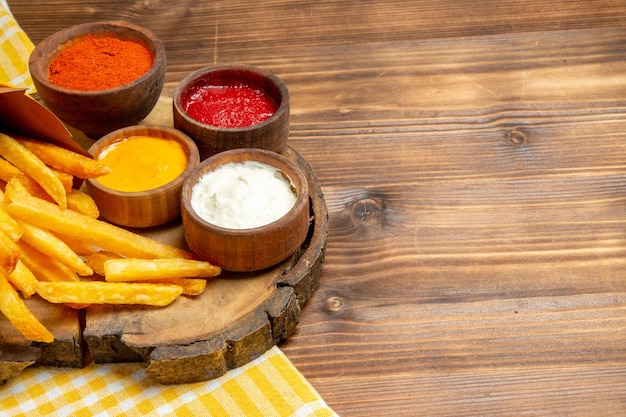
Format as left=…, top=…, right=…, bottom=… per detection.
left=0, top=98, right=328, bottom=385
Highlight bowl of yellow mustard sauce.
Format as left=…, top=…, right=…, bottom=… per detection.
left=86, top=125, right=200, bottom=228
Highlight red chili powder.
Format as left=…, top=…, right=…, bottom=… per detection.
left=182, top=82, right=277, bottom=128
left=48, top=35, right=153, bottom=91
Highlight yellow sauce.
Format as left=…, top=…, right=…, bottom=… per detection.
left=96, top=135, right=188, bottom=192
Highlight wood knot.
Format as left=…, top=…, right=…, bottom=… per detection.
left=330, top=189, right=389, bottom=239
left=507, top=129, right=527, bottom=146
left=325, top=296, right=344, bottom=313
left=352, top=196, right=384, bottom=224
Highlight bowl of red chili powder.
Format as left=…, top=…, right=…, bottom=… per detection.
left=29, top=21, right=166, bottom=138
left=173, top=65, right=290, bottom=160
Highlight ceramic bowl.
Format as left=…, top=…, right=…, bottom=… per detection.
left=29, top=21, right=166, bottom=138
left=173, top=65, right=290, bottom=160
left=181, top=148, right=309, bottom=272
left=86, top=125, right=200, bottom=228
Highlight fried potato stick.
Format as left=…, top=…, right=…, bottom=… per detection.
left=49, top=167, right=73, bottom=193
left=0, top=133, right=67, bottom=209
left=4, top=179, right=194, bottom=260
left=0, top=229, right=18, bottom=274
left=19, top=221, right=93, bottom=276
left=0, top=268, right=54, bottom=343
left=36, top=281, right=183, bottom=306
left=53, top=232, right=98, bottom=256
left=3, top=174, right=56, bottom=202
left=16, top=239, right=80, bottom=282
left=16, top=137, right=111, bottom=179
left=7, top=260, right=37, bottom=298
left=0, top=156, right=24, bottom=180
left=66, top=188, right=100, bottom=219
left=0, top=196, right=22, bottom=241
left=85, top=251, right=208, bottom=295
left=85, top=251, right=122, bottom=276
left=153, top=277, right=207, bottom=296
left=0, top=157, right=71, bottom=192
left=104, top=258, right=221, bottom=282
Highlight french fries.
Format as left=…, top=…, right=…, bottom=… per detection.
left=19, top=222, right=93, bottom=276
left=0, top=156, right=25, bottom=181
left=7, top=260, right=37, bottom=298
left=0, top=134, right=221, bottom=343
left=0, top=155, right=61, bottom=203
left=16, top=239, right=80, bottom=283
left=36, top=281, right=183, bottom=306
left=54, top=232, right=98, bottom=256
left=88, top=253, right=210, bottom=295
left=0, top=268, right=54, bottom=343
left=0, top=133, right=67, bottom=209
left=104, top=258, right=221, bottom=282
left=16, top=137, right=112, bottom=179
left=160, top=278, right=207, bottom=296
left=5, top=179, right=194, bottom=260
left=85, top=251, right=122, bottom=276
left=0, top=229, right=18, bottom=274
left=0, top=204, right=22, bottom=240
left=66, top=188, right=100, bottom=219
left=49, top=167, right=74, bottom=193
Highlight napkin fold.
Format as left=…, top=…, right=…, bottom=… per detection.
left=0, top=4, right=337, bottom=416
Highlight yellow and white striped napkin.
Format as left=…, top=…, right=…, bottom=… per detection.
left=0, top=0, right=34, bottom=91
left=0, top=3, right=338, bottom=416
left=0, top=346, right=337, bottom=417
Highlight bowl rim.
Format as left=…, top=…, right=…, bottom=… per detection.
left=86, top=124, right=200, bottom=197
left=29, top=20, right=166, bottom=95
left=172, top=64, right=290, bottom=132
left=181, top=147, right=309, bottom=235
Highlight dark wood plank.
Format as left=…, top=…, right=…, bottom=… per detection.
left=280, top=27, right=626, bottom=415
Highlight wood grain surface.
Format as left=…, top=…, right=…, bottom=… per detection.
left=9, top=0, right=626, bottom=415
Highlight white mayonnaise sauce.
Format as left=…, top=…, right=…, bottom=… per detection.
left=190, top=160, right=297, bottom=229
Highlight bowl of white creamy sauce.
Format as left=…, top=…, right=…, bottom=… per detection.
left=190, top=160, right=296, bottom=229
left=181, top=148, right=310, bottom=272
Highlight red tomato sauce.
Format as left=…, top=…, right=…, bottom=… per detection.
left=182, top=82, right=277, bottom=128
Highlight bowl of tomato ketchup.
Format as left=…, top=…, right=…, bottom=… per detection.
left=173, top=65, right=290, bottom=160
left=86, top=125, right=200, bottom=228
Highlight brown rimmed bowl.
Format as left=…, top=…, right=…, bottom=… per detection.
left=29, top=21, right=166, bottom=138
left=173, top=65, right=290, bottom=160
left=181, top=148, right=309, bottom=272
left=86, top=125, right=200, bottom=228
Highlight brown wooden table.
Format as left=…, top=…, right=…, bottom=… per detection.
left=9, top=1, right=626, bottom=415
